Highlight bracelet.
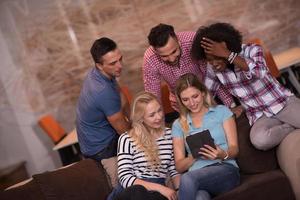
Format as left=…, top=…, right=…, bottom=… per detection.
left=223, top=151, right=229, bottom=160
left=230, top=53, right=238, bottom=64
left=227, top=52, right=234, bottom=62
left=230, top=102, right=237, bottom=108
left=227, top=52, right=238, bottom=64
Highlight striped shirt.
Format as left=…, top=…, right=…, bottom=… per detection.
left=143, top=31, right=234, bottom=107
left=117, top=128, right=178, bottom=188
left=204, top=44, right=293, bottom=125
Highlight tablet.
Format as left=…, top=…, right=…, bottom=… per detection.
left=186, top=130, right=216, bottom=158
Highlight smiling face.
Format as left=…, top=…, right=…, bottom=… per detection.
left=143, top=100, right=164, bottom=129
left=96, top=48, right=123, bottom=79
left=155, top=36, right=181, bottom=65
left=206, top=54, right=227, bottom=72
left=179, top=86, right=205, bottom=113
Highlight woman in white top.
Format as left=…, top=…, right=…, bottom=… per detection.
left=109, top=92, right=180, bottom=200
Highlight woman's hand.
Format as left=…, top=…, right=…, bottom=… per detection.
left=158, top=186, right=178, bottom=200
left=134, top=180, right=177, bottom=200
left=201, top=37, right=230, bottom=58
left=198, top=144, right=227, bottom=160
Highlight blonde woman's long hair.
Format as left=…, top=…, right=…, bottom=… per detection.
left=128, top=92, right=164, bottom=170
left=175, top=73, right=215, bottom=134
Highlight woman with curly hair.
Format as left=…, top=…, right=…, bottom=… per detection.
left=191, top=22, right=300, bottom=151
left=110, top=92, right=180, bottom=200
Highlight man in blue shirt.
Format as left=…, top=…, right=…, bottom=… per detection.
left=76, top=37, right=130, bottom=187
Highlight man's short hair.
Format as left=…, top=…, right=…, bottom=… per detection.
left=90, top=37, right=117, bottom=64
left=147, top=23, right=176, bottom=48
left=191, top=22, right=242, bottom=61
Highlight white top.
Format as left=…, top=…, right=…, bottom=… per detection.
left=117, top=128, right=178, bottom=188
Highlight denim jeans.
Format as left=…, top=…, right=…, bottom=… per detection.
left=84, top=135, right=119, bottom=161
left=107, top=177, right=166, bottom=200
left=179, top=162, right=240, bottom=200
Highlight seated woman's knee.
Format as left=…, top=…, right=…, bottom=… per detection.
left=250, top=135, right=274, bottom=150
left=180, top=172, right=195, bottom=187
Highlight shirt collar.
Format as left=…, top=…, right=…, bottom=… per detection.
left=187, top=106, right=217, bottom=125
left=93, top=67, right=116, bottom=83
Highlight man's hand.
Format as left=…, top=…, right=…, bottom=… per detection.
left=231, top=105, right=244, bottom=118
left=201, top=37, right=230, bottom=58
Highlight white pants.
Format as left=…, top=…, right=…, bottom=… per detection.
left=250, top=96, right=300, bottom=150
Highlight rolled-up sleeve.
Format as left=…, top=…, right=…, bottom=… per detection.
left=242, top=44, right=268, bottom=79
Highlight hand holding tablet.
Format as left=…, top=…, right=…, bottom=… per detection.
left=186, top=130, right=216, bottom=158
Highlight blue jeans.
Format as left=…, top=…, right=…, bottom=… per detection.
left=179, top=162, right=240, bottom=200
left=84, top=135, right=119, bottom=161
left=107, top=178, right=166, bottom=200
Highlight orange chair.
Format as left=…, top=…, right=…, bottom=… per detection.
left=161, top=83, right=175, bottom=114
left=120, top=85, right=133, bottom=106
left=38, top=115, right=80, bottom=166
left=38, top=115, right=66, bottom=144
left=248, top=38, right=280, bottom=78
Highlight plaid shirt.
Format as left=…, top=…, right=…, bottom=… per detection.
left=143, top=31, right=234, bottom=107
left=205, top=43, right=293, bottom=125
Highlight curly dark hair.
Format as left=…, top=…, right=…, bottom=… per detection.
left=147, top=23, right=176, bottom=48
left=90, top=37, right=117, bottom=64
left=191, top=23, right=242, bottom=61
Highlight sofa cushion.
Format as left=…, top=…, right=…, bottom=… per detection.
left=277, top=129, right=300, bottom=200
left=213, top=170, right=295, bottom=200
left=235, top=113, right=278, bottom=174
left=1, top=179, right=45, bottom=200
left=32, top=159, right=111, bottom=200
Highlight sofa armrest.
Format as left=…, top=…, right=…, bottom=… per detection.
left=277, top=129, right=300, bottom=200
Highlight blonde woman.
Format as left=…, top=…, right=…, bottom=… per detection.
left=110, top=92, right=180, bottom=200
left=172, top=73, right=240, bottom=200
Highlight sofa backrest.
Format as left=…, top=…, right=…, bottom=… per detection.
left=32, top=159, right=112, bottom=200
left=1, top=159, right=112, bottom=200
left=235, top=113, right=279, bottom=174
left=1, top=178, right=45, bottom=200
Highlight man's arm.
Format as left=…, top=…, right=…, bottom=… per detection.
left=100, top=85, right=130, bottom=135
left=120, top=86, right=131, bottom=119
left=143, top=56, right=162, bottom=101
left=107, top=111, right=130, bottom=135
